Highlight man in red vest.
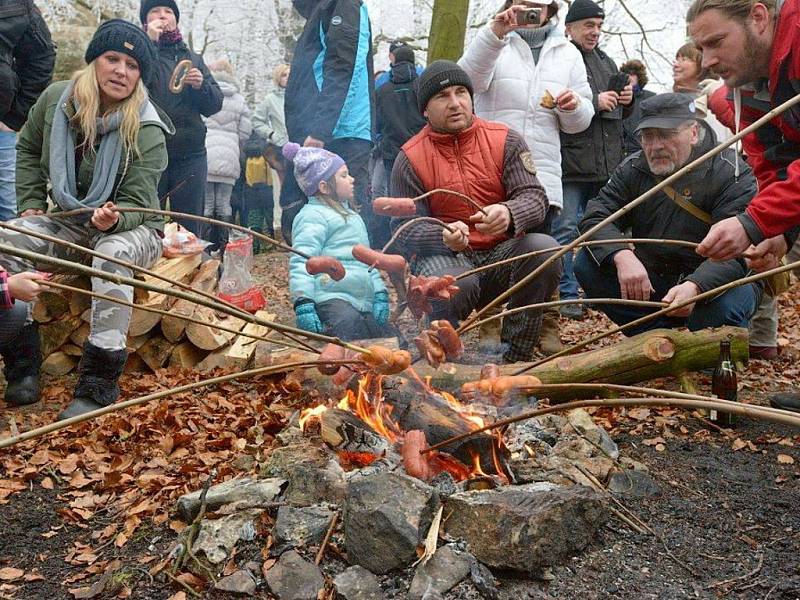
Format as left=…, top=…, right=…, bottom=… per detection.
left=389, top=61, right=561, bottom=363
left=688, top=0, right=800, bottom=412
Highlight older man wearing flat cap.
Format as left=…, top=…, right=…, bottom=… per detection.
left=573, top=92, right=766, bottom=335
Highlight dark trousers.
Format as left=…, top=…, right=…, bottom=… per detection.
left=280, top=138, right=372, bottom=245
left=316, top=298, right=394, bottom=342
left=158, top=152, right=208, bottom=237
left=573, top=248, right=761, bottom=336
left=0, top=301, right=28, bottom=346
left=413, top=234, right=562, bottom=362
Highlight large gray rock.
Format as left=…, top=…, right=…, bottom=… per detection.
left=193, top=509, right=260, bottom=564
left=260, top=443, right=330, bottom=479
left=408, top=545, right=472, bottom=599
left=332, top=566, right=383, bottom=600
left=344, top=471, right=440, bottom=574
left=284, top=459, right=347, bottom=506
left=272, top=504, right=336, bottom=552
left=443, top=483, right=607, bottom=573
left=214, top=570, right=257, bottom=596
left=264, top=550, right=325, bottom=600
left=176, top=477, right=284, bottom=522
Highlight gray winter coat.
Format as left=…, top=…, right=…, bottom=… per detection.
left=252, top=89, right=288, bottom=147
left=204, top=72, right=252, bottom=185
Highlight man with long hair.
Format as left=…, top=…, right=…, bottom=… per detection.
left=687, top=0, right=800, bottom=411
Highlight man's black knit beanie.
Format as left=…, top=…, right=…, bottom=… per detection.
left=416, top=60, right=474, bottom=115
left=85, top=19, right=157, bottom=85
left=139, top=0, right=180, bottom=25
left=565, top=0, right=604, bottom=24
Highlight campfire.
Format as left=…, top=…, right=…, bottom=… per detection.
left=298, top=370, right=511, bottom=484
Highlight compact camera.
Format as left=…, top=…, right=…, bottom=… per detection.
left=519, top=7, right=542, bottom=25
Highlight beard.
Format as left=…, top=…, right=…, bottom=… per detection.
left=725, top=27, right=771, bottom=87
left=646, top=156, right=677, bottom=176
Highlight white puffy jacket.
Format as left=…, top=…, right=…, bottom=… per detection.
left=204, top=72, right=252, bottom=185
left=459, top=25, right=594, bottom=209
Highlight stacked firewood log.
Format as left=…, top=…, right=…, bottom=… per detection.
left=34, top=255, right=274, bottom=376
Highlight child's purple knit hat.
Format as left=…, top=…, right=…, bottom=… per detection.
left=282, top=142, right=346, bottom=197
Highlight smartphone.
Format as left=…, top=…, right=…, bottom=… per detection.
left=607, top=72, right=630, bottom=95
left=519, top=7, right=542, bottom=25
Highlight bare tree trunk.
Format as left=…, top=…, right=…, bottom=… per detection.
left=428, top=0, right=470, bottom=63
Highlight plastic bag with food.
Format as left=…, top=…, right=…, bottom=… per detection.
left=162, top=222, right=210, bottom=258
left=218, top=230, right=266, bottom=313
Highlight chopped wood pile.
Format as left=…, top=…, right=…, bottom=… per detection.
left=34, top=255, right=273, bottom=376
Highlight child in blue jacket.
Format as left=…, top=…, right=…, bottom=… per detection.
left=284, top=142, right=392, bottom=341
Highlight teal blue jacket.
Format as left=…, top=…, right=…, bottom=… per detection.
left=289, top=197, right=386, bottom=312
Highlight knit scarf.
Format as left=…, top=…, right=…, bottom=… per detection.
left=517, top=21, right=555, bottom=64
left=47, top=82, right=167, bottom=214
left=158, top=28, right=183, bottom=48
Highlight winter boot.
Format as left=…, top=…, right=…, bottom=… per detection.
left=538, top=308, right=564, bottom=356
left=0, top=322, right=42, bottom=406
left=58, top=342, right=128, bottom=420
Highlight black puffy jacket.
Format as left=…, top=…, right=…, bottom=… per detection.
left=0, top=0, right=55, bottom=130
left=579, top=124, right=760, bottom=293
left=146, top=40, right=223, bottom=159
left=560, top=45, right=632, bottom=183
left=375, top=61, right=426, bottom=161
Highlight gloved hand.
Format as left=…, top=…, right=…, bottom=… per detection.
left=295, top=299, right=323, bottom=333
left=373, top=290, right=390, bottom=325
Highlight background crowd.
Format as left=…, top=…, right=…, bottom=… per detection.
left=2, top=0, right=800, bottom=417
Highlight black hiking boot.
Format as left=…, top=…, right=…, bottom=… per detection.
left=1, top=322, right=42, bottom=406
left=58, top=342, right=128, bottom=420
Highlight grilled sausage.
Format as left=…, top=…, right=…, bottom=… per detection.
left=351, top=244, right=407, bottom=274
left=306, top=256, right=346, bottom=281
left=372, top=196, right=417, bottom=217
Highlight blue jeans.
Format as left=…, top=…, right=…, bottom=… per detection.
left=574, top=249, right=761, bottom=336
left=552, top=181, right=605, bottom=300
left=0, top=131, right=17, bottom=222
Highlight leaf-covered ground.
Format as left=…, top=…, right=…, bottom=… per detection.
left=0, top=251, right=798, bottom=599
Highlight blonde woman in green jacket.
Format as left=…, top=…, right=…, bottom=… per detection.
left=0, top=20, right=172, bottom=420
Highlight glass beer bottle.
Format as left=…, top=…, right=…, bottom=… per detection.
left=710, top=340, right=738, bottom=427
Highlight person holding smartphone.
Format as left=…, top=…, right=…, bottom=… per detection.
left=555, top=0, right=634, bottom=320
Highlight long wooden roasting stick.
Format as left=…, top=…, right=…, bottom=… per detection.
left=3, top=218, right=317, bottom=354
left=460, top=298, right=669, bottom=333
left=514, top=257, right=800, bottom=375
left=38, top=280, right=309, bottom=353
left=420, top=397, right=800, bottom=455
left=413, top=189, right=489, bottom=216
left=0, top=242, right=370, bottom=355
left=0, top=359, right=365, bottom=449
left=455, top=238, right=699, bottom=281
left=51, top=206, right=313, bottom=259
left=457, top=90, right=800, bottom=333
left=381, top=216, right=457, bottom=254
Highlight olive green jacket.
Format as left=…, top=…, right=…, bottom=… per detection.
left=16, top=80, right=173, bottom=233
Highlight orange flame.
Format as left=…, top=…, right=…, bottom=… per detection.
left=299, top=404, right=328, bottom=432
left=470, top=450, right=488, bottom=477
left=340, top=374, right=401, bottom=443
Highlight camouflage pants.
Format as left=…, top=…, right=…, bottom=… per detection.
left=0, top=216, right=163, bottom=351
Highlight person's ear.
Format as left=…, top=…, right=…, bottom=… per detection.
left=318, top=180, right=330, bottom=195
left=750, top=2, right=772, bottom=35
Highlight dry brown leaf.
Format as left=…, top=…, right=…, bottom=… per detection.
left=167, top=592, right=187, bottom=600
left=643, top=437, right=665, bottom=447
left=777, top=454, right=795, bottom=465
left=41, top=477, right=54, bottom=490
left=0, top=567, right=24, bottom=582
left=732, top=438, right=748, bottom=451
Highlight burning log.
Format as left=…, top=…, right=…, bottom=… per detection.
left=319, top=408, right=391, bottom=456
left=384, top=388, right=507, bottom=477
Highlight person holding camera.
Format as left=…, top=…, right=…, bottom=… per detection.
left=554, top=0, right=634, bottom=320
left=459, top=0, right=593, bottom=355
